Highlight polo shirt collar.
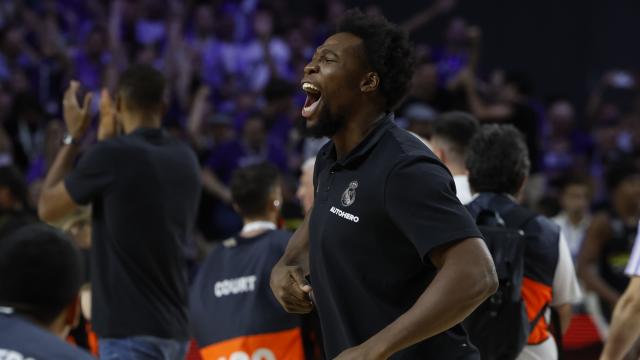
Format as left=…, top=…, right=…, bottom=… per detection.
left=130, top=127, right=164, bottom=137
left=320, top=112, right=395, bottom=169
left=472, top=192, right=519, bottom=212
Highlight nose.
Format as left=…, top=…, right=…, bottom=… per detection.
left=304, top=61, right=319, bottom=75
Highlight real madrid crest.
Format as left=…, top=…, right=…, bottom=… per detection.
left=341, top=180, right=358, bottom=207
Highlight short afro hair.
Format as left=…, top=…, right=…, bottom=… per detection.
left=230, top=163, right=281, bottom=218
left=0, top=224, right=82, bottom=325
left=117, top=64, right=166, bottom=112
left=432, top=111, right=479, bottom=156
left=467, top=124, right=531, bottom=195
left=336, top=8, right=414, bottom=110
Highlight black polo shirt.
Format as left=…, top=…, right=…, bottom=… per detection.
left=65, top=127, right=201, bottom=340
left=310, top=113, right=482, bottom=359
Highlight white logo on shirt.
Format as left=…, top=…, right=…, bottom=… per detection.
left=341, top=181, right=358, bottom=207
left=214, top=275, right=257, bottom=298
left=330, top=206, right=360, bottom=223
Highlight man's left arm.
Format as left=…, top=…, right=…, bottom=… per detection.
left=335, top=158, right=498, bottom=359
left=335, top=237, right=497, bottom=359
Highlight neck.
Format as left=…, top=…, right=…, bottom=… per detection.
left=332, top=107, right=385, bottom=160
left=447, top=161, right=468, bottom=176
left=566, top=211, right=584, bottom=225
left=22, top=313, right=68, bottom=339
left=122, top=113, right=162, bottom=134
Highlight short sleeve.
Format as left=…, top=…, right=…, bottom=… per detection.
left=385, top=157, right=482, bottom=262
left=551, top=233, right=582, bottom=305
left=625, top=222, right=640, bottom=277
left=64, top=143, right=115, bottom=205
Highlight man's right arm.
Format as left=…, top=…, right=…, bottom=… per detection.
left=270, top=209, right=314, bottom=314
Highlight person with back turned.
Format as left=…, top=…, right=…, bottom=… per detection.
left=38, top=64, right=201, bottom=359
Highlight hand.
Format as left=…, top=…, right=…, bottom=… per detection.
left=98, top=88, right=119, bottom=141
left=62, top=80, right=93, bottom=139
left=333, top=343, right=386, bottom=360
left=270, top=261, right=314, bottom=314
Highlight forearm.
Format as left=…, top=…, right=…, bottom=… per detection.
left=202, top=170, right=231, bottom=203
left=601, top=292, right=640, bottom=360
left=42, top=144, right=79, bottom=191
left=366, top=243, right=496, bottom=357
left=279, top=211, right=311, bottom=272
left=580, top=265, right=620, bottom=305
left=38, top=143, right=80, bottom=222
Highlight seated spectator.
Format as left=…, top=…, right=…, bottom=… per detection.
left=578, top=162, right=640, bottom=321
left=190, top=163, right=316, bottom=359
left=0, top=223, right=93, bottom=359
left=541, top=99, right=593, bottom=183
left=465, top=124, right=581, bottom=360
left=553, top=176, right=593, bottom=259
left=401, top=102, right=437, bottom=140
left=203, top=114, right=288, bottom=239
left=429, top=111, right=479, bottom=204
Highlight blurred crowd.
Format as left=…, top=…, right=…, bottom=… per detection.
left=0, top=0, right=639, bottom=358
left=0, top=0, right=639, bottom=257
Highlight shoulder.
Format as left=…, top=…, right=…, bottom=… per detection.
left=524, top=213, right=561, bottom=245
left=382, top=125, right=436, bottom=159
left=380, top=125, right=449, bottom=177
left=0, top=316, right=93, bottom=359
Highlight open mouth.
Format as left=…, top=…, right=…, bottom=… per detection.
left=301, top=82, right=322, bottom=119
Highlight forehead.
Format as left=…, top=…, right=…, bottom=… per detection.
left=318, top=32, right=364, bottom=56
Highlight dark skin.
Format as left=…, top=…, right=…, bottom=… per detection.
left=270, top=32, right=498, bottom=360
left=578, top=183, right=640, bottom=307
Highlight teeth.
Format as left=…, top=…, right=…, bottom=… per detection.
left=302, top=83, right=320, bottom=93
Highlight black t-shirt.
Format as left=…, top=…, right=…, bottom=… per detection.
left=65, top=128, right=201, bottom=340
left=310, top=114, right=483, bottom=359
left=189, top=230, right=308, bottom=359
left=0, top=312, right=95, bottom=359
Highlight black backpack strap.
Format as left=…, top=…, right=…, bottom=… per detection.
left=502, top=205, right=539, bottom=230
left=529, top=301, right=549, bottom=334
left=550, top=307, right=564, bottom=360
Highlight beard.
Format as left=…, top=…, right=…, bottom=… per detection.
left=303, top=102, right=344, bottom=138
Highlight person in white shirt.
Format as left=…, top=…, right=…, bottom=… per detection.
left=553, top=176, right=593, bottom=259
left=430, top=111, right=478, bottom=204
left=600, top=222, right=640, bottom=360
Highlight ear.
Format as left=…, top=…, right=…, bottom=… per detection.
left=360, top=72, right=380, bottom=93
left=64, top=295, right=81, bottom=329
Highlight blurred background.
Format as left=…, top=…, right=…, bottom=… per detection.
left=0, top=0, right=639, bottom=357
